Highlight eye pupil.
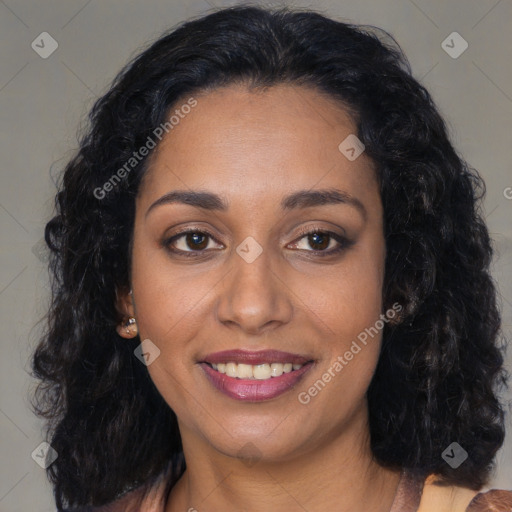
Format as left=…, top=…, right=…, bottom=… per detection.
left=187, top=232, right=208, bottom=249
left=308, top=232, right=329, bottom=250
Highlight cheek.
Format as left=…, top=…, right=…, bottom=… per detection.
left=128, top=237, right=234, bottom=415
left=294, top=239, right=385, bottom=346
left=130, top=230, right=215, bottom=331
left=295, top=238, right=385, bottom=405
left=129, top=253, right=207, bottom=415
left=128, top=241, right=212, bottom=378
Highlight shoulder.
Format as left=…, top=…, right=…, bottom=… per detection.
left=417, top=474, right=512, bottom=512
left=465, top=489, right=512, bottom=511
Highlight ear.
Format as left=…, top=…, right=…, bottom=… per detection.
left=115, top=286, right=137, bottom=339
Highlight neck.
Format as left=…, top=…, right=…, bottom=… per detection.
left=166, top=410, right=401, bottom=512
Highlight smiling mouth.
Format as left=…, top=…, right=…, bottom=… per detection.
left=207, top=362, right=305, bottom=380
left=199, top=349, right=314, bottom=400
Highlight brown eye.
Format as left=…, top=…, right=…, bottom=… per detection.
left=164, top=229, right=223, bottom=255
left=183, top=232, right=208, bottom=250
left=290, top=230, right=346, bottom=253
left=307, top=232, right=331, bottom=251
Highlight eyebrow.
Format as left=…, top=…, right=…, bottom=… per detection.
left=145, top=188, right=367, bottom=220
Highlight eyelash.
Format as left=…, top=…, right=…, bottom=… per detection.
left=162, top=226, right=353, bottom=258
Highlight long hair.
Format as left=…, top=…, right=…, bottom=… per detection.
left=31, top=5, right=507, bottom=509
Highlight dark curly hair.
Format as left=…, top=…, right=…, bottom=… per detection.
left=31, top=4, right=508, bottom=510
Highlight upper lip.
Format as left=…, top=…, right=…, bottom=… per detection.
left=201, top=349, right=311, bottom=366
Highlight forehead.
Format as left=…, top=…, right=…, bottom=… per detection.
left=139, top=83, right=378, bottom=211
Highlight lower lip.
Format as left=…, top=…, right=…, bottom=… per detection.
left=200, top=363, right=313, bottom=402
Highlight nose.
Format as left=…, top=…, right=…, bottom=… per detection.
left=215, top=243, right=294, bottom=335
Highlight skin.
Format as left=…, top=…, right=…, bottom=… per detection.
left=117, top=83, right=401, bottom=512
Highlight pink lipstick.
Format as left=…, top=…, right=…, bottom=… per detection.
left=199, top=349, right=314, bottom=402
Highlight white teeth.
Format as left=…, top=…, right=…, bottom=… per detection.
left=253, top=364, right=271, bottom=380
left=270, top=363, right=283, bottom=377
left=209, top=361, right=304, bottom=380
left=237, top=363, right=254, bottom=379
left=225, top=362, right=237, bottom=378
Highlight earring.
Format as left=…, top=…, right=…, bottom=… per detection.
left=124, top=317, right=138, bottom=337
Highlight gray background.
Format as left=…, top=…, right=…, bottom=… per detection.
left=0, top=0, right=511, bottom=510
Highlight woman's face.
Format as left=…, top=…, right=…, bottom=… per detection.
left=124, top=84, right=386, bottom=462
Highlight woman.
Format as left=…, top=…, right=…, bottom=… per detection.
left=31, top=5, right=512, bottom=511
